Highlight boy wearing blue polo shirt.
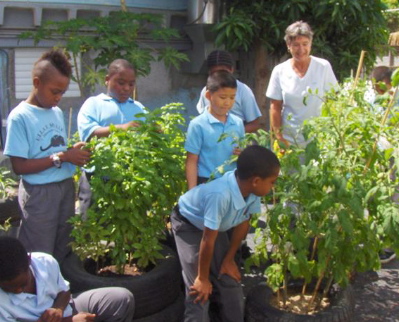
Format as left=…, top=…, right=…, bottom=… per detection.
left=77, top=59, right=147, bottom=216
left=171, top=145, right=280, bottom=321
left=185, top=70, right=245, bottom=189
left=4, top=49, right=91, bottom=263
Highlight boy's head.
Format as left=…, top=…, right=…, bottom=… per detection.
left=206, top=50, right=234, bottom=75
left=31, top=49, right=72, bottom=108
left=237, top=145, right=280, bottom=196
left=372, top=66, right=392, bottom=95
left=106, top=59, right=136, bottom=103
left=0, top=237, right=31, bottom=293
left=205, top=70, right=237, bottom=118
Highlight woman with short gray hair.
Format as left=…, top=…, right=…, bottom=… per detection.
left=266, top=21, right=337, bottom=148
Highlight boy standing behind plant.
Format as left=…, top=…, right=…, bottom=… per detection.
left=3, top=49, right=91, bottom=263
left=171, top=145, right=280, bottom=321
left=77, top=59, right=147, bottom=216
left=185, top=70, right=245, bottom=189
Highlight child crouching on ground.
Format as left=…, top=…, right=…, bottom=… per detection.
left=171, top=145, right=280, bottom=321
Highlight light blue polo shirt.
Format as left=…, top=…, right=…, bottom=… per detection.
left=185, top=109, right=245, bottom=178
left=0, top=252, right=72, bottom=321
left=78, top=93, right=147, bottom=142
left=178, top=170, right=261, bottom=231
left=196, top=80, right=262, bottom=123
left=4, top=101, right=76, bottom=185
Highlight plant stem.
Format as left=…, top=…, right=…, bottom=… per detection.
left=307, top=257, right=331, bottom=311
left=302, top=236, right=319, bottom=296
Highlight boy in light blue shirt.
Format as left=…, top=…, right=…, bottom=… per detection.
left=185, top=70, right=245, bottom=189
left=4, top=49, right=91, bottom=263
left=77, top=59, right=147, bottom=216
left=171, top=145, right=280, bottom=321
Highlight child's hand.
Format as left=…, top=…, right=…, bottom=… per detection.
left=72, top=312, right=96, bottom=322
left=233, top=147, right=241, bottom=156
left=120, top=120, right=140, bottom=131
left=38, top=307, right=63, bottom=322
left=219, top=258, right=241, bottom=283
left=61, top=142, right=91, bottom=166
left=189, top=276, right=213, bottom=304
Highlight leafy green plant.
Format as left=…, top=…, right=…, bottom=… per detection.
left=250, top=77, right=399, bottom=311
left=69, top=103, right=186, bottom=273
left=0, top=168, right=16, bottom=199
left=19, top=11, right=188, bottom=92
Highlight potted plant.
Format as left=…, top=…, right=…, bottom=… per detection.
left=0, top=167, right=19, bottom=232
left=61, top=103, right=186, bottom=320
left=245, top=76, right=399, bottom=321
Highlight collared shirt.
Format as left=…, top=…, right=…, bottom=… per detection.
left=0, top=252, right=72, bottom=322
left=184, top=109, right=244, bottom=178
left=196, top=80, right=262, bottom=123
left=77, top=93, right=147, bottom=142
left=178, top=170, right=261, bottom=231
left=4, top=101, right=75, bottom=185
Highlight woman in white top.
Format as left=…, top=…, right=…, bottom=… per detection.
left=266, top=21, right=338, bottom=147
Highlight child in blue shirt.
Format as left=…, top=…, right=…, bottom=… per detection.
left=77, top=59, right=147, bottom=216
left=3, top=49, right=91, bottom=263
left=171, top=145, right=280, bottom=321
left=185, top=70, right=245, bottom=189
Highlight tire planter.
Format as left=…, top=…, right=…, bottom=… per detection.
left=245, top=282, right=355, bottom=322
left=61, top=245, right=183, bottom=319
left=0, top=194, right=21, bottom=225
left=133, top=291, right=184, bottom=322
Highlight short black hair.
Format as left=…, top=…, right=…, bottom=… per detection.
left=207, top=50, right=234, bottom=70
left=108, top=59, right=135, bottom=77
left=237, top=145, right=280, bottom=180
left=33, top=49, right=72, bottom=80
left=206, top=70, right=237, bottom=93
left=0, top=237, right=30, bottom=281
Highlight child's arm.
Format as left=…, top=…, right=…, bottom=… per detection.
left=185, top=152, right=199, bottom=190
left=89, top=121, right=140, bottom=140
left=219, top=219, right=250, bottom=282
left=190, top=227, right=218, bottom=304
left=38, top=290, right=71, bottom=322
left=11, top=142, right=91, bottom=175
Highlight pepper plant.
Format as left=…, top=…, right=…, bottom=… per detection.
left=250, top=76, right=399, bottom=310
left=69, top=103, right=186, bottom=273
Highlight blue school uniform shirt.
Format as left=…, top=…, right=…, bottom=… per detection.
left=178, top=170, right=261, bottom=231
left=185, top=109, right=245, bottom=178
left=0, top=252, right=72, bottom=321
left=78, top=93, right=147, bottom=142
left=196, top=80, right=262, bottom=123
left=4, top=101, right=75, bottom=185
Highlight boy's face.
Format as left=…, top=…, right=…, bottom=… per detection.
left=33, top=72, right=70, bottom=108
left=0, top=268, right=31, bottom=294
left=251, top=170, right=279, bottom=197
left=106, top=68, right=136, bottom=103
left=205, top=87, right=236, bottom=119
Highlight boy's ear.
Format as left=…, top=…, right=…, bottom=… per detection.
left=32, top=76, right=40, bottom=88
left=205, top=90, right=211, bottom=101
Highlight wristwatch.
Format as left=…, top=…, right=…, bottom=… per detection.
left=51, top=153, right=62, bottom=168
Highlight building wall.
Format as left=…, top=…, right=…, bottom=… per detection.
left=0, top=0, right=209, bottom=146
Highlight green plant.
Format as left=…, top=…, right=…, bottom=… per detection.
left=250, top=77, right=399, bottom=311
left=19, top=11, right=188, bottom=92
left=0, top=168, right=16, bottom=199
left=69, top=103, right=186, bottom=273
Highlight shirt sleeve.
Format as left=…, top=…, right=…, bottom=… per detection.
left=202, top=192, right=229, bottom=230
left=238, top=83, right=262, bottom=122
left=323, top=61, right=338, bottom=91
left=196, top=87, right=208, bottom=114
left=266, top=65, right=283, bottom=101
left=184, top=120, right=203, bottom=155
left=3, top=113, right=30, bottom=159
left=77, top=97, right=102, bottom=142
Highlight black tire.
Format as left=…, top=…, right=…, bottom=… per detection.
left=245, top=282, right=354, bottom=322
left=0, top=195, right=21, bottom=225
left=133, top=291, right=184, bottom=322
left=61, top=245, right=183, bottom=319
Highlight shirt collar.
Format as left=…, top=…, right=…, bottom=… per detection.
left=98, top=93, right=134, bottom=103
left=204, top=108, right=234, bottom=125
left=226, top=171, right=247, bottom=210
